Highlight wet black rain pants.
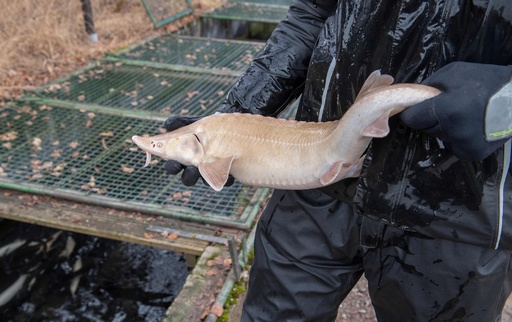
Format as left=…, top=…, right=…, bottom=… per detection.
left=242, top=189, right=512, bottom=322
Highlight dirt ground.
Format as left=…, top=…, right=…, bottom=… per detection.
left=0, top=0, right=221, bottom=99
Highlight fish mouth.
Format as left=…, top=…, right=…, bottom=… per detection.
left=131, top=136, right=153, bottom=167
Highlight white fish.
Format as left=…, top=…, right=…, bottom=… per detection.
left=0, top=275, right=28, bottom=306
left=59, top=236, right=76, bottom=258
left=0, top=239, right=26, bottom=257
left=70, top=258, right=82, bottom=297
left=132, top=71, right=441, bottom=191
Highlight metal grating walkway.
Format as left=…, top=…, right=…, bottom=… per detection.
left=2, top=35, right=269, bottom=230
left=32, top=61, right=239, bottom=118
left=110, top=35, right=264, bottom=72
left=0, top=102, right=267, bottom=228
left=141, top=0, right=194, bottom=28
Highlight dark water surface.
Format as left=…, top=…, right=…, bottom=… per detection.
left=0, top=220, right=189, bottom=322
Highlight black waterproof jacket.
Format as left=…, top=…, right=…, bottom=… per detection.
left=218, top=0, right=512, bottom=250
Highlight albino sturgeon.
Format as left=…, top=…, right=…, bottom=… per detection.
left=131, top=71, right=441, bottom=191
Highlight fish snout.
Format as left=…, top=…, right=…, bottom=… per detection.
left=131, top=136, right=154, bottom=167
left=131, top=135, right=143, bottom=148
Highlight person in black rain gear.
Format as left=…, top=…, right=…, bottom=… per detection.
left=163, top=1, right=512, bottom=321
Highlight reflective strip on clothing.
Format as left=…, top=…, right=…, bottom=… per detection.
left=495, top=140, right=511, bottom=249
left=486, top=81, right=512, bottom=142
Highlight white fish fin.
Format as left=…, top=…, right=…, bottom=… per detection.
left=198, top=156, right=235, bottom=191
left=320, top=157, right=365, bottom=186
left=320, top=161, right=351, bottom=185
left=361, top=111, right=391, bottom=138
left=354, top=70, right=394, bottom=102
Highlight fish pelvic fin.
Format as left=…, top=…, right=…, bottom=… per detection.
left=198, top=156, right=236, bottom=191
left=320, top=156, right=365, bottom=186
left=361, top=110, right=392, bottom=138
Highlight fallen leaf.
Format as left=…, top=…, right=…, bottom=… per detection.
left=200, top=308, right=209, bottom=320
left=91, top=187, right=107, bottom=194
left=89, top=176, right=96, bottom=188
left=32, top=137, right=42, bottom=151
left=99, top=131, right=114, bottom=137
left=50, top=150, right=62, bottom=158
left=69, top=141, right=79, bottom=149
left=121, top=165, right=135, bottom=173
left=187, top=90, right=199, bottom=99
left=211, top=305, right=223, bottom=317
left=39, top=105, right=52, bottom=111
left=0, top=131, right=17, bottom=141
left=101, top=138, right=108, bottom=150
left=168, top=232, right=179, bottom=240
left=144, top=233, right=154, bottom=239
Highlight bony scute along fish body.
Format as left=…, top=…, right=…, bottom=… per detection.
left=131, top=71, right=441, bottom=191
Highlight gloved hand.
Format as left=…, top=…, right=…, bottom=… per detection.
left=400, top=62, right=512, bottom=161
left=163, top=115, right=235, bottom=187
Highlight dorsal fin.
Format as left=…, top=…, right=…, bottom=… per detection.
left=354, top=70, right=394, bottom=102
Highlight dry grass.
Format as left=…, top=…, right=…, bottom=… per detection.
left=0, top=0, right=223, bottom=99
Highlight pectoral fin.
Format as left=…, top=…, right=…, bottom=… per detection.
left=362, top=112, right=391, bottom=138
left=198, top=156, right=235, bottom=191
left=320, top=156, right=365, bottom=185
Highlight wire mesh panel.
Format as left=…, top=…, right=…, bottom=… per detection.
left=34, top=62, right=238, bottom=117
left=111, top=35, right=264, bottom=72
left=200, top=2, right=289, bottom=23
left=0, top=102, right=266, bottom=228
left=141, top=0, right=194, bottom=28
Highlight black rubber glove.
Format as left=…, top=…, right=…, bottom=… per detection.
left=400, top=62, right=512, bottom=161
left=163, top=115, right=235, bottom=187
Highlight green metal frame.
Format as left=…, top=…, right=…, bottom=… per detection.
left=199, top=2, right=289, bottom=24
left=140, top=0, right=194, bottom=28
